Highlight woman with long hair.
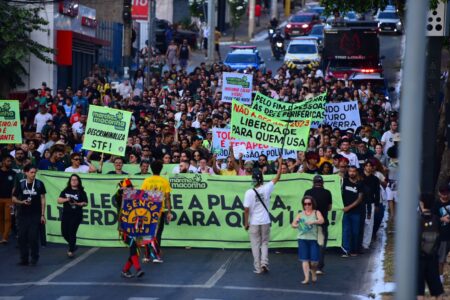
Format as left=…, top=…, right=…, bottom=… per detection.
left=292, top=196, right=324, bottom=284
left=57, top=174, right=88, bottom=258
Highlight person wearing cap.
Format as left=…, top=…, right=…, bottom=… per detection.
left=238, top=157, right=254, bottom=176
left=244, top=157, right=283, bottom=274
left=303, top=175, right=332, bottom=275
left=433, top=185, right=450, bottom=283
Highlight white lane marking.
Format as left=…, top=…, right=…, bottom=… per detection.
left=204, top=252, right=242, bottom=288
left=194, top=298, right=222, bottom=300
left=128, top=298, right=159, bottom=300
left=37, top=248, right=99, bottom=284
left=56, top=297, right=90, bottom=300
left=0, top=297, right=24, bottom=300
left=0, top=281, right=364, bottom=298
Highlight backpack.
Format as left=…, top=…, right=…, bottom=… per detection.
left=419, top=210, right=440, bottom=256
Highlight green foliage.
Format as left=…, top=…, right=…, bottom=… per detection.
left=320, top=0, right=389, bottom=14
left=0, top=2, right=54, bottom=89
left=228, top=0, right=248, bottom=30
left=188, top=0, right=206, bottom=18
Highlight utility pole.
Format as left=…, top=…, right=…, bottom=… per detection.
left=207, top=0, right=215, bottom=64
left=284, top=0, right=290, bottom=17
left=395, top=0, right=428, bottom=299
left=248, top=0, right=255, bottom=39
left=270, top=0, right=277, bottom=19
left=147, top=0, right=156, bottom=85
left=123, top=0, right=133, bottom=79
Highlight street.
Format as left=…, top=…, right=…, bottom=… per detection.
left=0, top=20, right=403, bottom=300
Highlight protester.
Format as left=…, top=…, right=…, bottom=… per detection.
left=341, top=165, right=364, bottom=257
left=65, top=153, right=96, bottom=173
left=141, top=160, right=172, bottom=263
left=243, top=157, right=282, bottom=274
left=291, top=195, right=325, bottom=284
left=57, top=174, right=88, bottom=258
left=12, top=165, right=47, bottom=266
left=107, top=157, right=128, bottom=175
left=361, top=161, right=380, bottom=251
left=434, top=185, right=450, bottom=283
left=0, top=155, right=16, bottom=243
left=304, top=175, right=332, bottom=274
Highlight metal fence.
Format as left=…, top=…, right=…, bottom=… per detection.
left=96, top=20, right=123, bottom=73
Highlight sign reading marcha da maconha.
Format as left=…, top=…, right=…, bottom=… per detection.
left=251, top=92, right=326, bottom=123
left=83, top=106, right=132, bottom=156
left=39, top=171, right=343, bottom=249
left=0, top=100, right=22, bottom=144
left=222, top=72, right=253, bottom=105
left=230, top=100, right=311, bottom=151
left=212, top=128, right=297, bottom=161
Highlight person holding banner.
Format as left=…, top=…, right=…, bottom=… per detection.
left=57, top=174, right=88, bottom=258
left=244, top=157, right=282, bottom=274
left=141, top=160, right=172, bottom=263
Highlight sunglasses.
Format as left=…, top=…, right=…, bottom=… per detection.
left=303, top=202, right=312, bottom=206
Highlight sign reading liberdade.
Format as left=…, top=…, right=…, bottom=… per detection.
left=83, top=106, right=132, bottom=156
left=230, top=100, right=311, bottom=151
left=0, top=100, right=22, bottom=144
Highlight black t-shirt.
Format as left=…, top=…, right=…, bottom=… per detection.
left=154, top=143, right=172, bottom=160
left=304, top=187, right=332, bottom=225
left=59, top=187, right=88, bottom=215
left=0, top=169, right=16, bottom=198
left=433, top=200, right=450, bottom=241
left=13, top=179, right=46, bottom=216
left=342, top=177, right=363, bottom=213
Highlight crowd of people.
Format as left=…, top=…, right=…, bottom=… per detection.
left=2, top=41, right=449, bottom=294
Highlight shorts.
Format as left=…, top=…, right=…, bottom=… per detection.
left=298, top=239, right=320, bottom=263
left=386, top=187, right=398, bottom=202
left=438, top=241, right=450, bottom=263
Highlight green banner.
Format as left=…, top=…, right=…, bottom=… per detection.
left=251, top=92, right=326, bottom=122
left=39, top=171, right=343, bottom=249
left=91, top=161, right=177, bottom=175
left=0, top=100, right=22, bottom=144
left=231, top=100, right=311, bottom=151
left=83, top=106, right=132, bottom=156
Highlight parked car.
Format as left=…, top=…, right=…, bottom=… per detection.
left=154, top=19, right=198, bottom=53
left=224, top=46, right=266, bottom=73
left=284, top=13, right=321, bottom=39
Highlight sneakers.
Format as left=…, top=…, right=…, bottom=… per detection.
left=67, top=251, right=74, bottom=258
left=341, top=246, right=349, bottom=258
left=152, top=258, right=164, bottom=263
left=142, top=258, right=150, bottom=263
left=316, top=270, right=324, bottom=275
left=253, top=269, right=262, bottom=274
left=136, top=269, right=145, bottom=278
left=121, top=271, right=134, bottom=278
left=261, top=265, right=269, bottom=273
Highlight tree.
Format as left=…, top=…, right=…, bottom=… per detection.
left=189, top=0, right=206, bottom=20
left=228, top=0, right=248, bottom=41
left=0, top=2, right=54, bottom=98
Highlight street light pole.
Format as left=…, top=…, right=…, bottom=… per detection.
left=249, top=0, right=255, bottom=39
left=395, top=0, right=428, bottom=299
left=207, top=0, right=215, bottom=64
left=270, top=0, right=277, bottom=19
left=147, top=0, right=156, bottom=85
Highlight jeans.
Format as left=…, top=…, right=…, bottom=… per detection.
left=372, top=204, right=385, bottom=240
left=342, top=212, right=360, bottom=254
left=249, top=224, right=271, bottom=272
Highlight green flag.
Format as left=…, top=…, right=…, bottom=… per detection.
left=0, top=100, right=22, bottom=144
left=231, top=100, right=311, bottom=151
left=83, top=106, right=132, bottom=156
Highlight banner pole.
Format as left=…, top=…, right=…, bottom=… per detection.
left=279, top=102, right=295, bottom=156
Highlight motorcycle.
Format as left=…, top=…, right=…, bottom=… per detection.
left=273, top=40, right=284, bottom=60
left=268, top=27, right=275, bottom=43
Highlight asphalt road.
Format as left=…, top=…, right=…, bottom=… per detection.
left=0, top=28, right=403, bottom=300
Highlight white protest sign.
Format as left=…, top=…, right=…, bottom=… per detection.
left=322, top=101, right=361, bottom=130
left=221, top=72, right=253, bottom=105
left=212, top=128, right=297, bottom=161
left=233, top=144, right=247, bottom=157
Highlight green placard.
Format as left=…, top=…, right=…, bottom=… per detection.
left=0, top=100, right=22, bottom=144
left=38, top=171, right=343, bottom=248
left=83, top=106, right=132, bottom=156
left=231, top=100, right=311, bottom=151
left=251, top=92, right=326, bottom=121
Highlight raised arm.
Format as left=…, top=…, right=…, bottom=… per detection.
left=271, top=157, right=283, bottom=185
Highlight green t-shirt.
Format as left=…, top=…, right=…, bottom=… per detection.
left=297, top=211, right=319, bottom=240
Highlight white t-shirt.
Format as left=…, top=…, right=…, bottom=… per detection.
left=381, top=130, right=396, bottom=154
left=244, top=181, right=274, bottom=225
left=340, top=151, right=360, bottom=168
left=34, top=113, right=52, bottom=133
left=65, top=165, right=90, bottom=173
left=72, top=121, right=85, bottom=136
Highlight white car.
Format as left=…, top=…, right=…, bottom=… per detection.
left=284, top=38, right=320, bottom=68
left=375, top=8, right=403, bottom=34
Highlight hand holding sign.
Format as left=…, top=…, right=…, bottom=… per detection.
left=233, top=144, right=247, bottom=158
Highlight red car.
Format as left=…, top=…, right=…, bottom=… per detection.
left=285, top=13, right=321, bottom=39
